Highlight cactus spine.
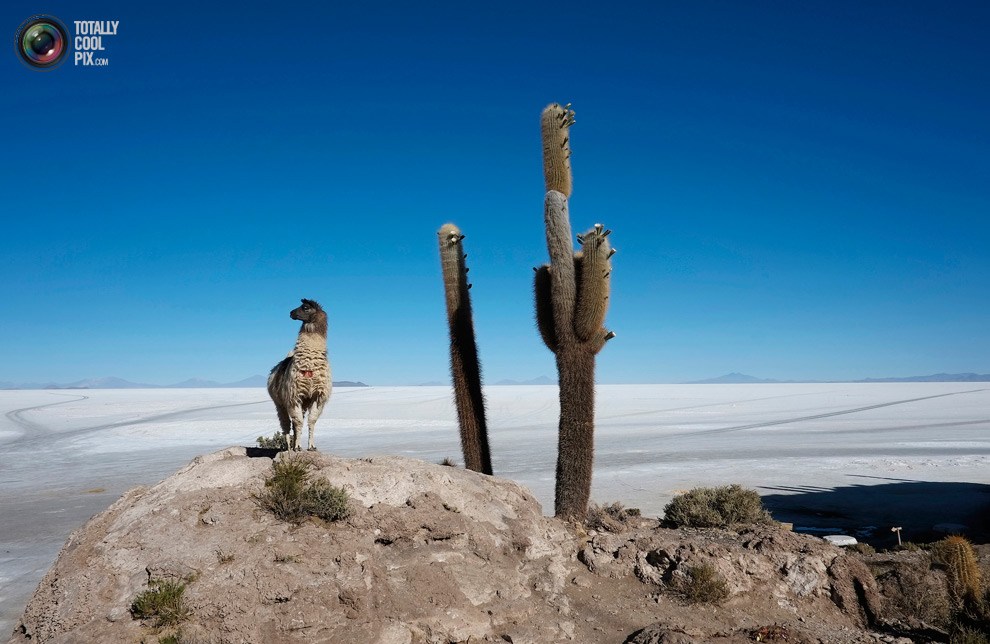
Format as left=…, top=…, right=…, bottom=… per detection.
left=438, top=223, right=493, bottom=475
left=935, top=535, right=982, bottom=601
left=536, top=103, right=614, bottom=520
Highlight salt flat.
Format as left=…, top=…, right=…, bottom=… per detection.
left=2, top=383, right=989, bottom=635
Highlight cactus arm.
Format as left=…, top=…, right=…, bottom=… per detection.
left=438, top=223, right=493, bottom=475
left=534, top=265, right=558, bottom=353
left=574, top=224, right=612, bottom=343
left=541, top=103, right=574, bottom=197
left=544, top=190, right=578, bottom=343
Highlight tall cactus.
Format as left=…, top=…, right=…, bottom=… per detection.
left=438, top=223, right=493, bottom=475
left=535, top=103, right=615, bottom=519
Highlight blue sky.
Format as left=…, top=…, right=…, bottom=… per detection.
left=1, top=1, right=988, bottom=385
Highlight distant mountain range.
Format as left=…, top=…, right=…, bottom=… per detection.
left=0, top=376, right=369, bottom=390
left=687, top=372, right=780, bottom=384
left=688, top=372, right=990, bottom=384
left=2, top=372, right=987, bottom=390
left=494, top=376, right=556, bottom=386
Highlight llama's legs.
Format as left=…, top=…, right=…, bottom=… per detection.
left=288, top=404, right=305, bottom=451
left=275, top=406, right=291, bottom=447
left=305, top=399, right=327, bottom=451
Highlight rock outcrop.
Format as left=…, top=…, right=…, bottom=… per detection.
left=10, top=448, right=891, bottom=643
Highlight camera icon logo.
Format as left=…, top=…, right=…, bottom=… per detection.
left=15, top=15, right=70, bottom=70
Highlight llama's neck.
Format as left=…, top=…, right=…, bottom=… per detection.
left=296, top=319, right=327, bottom=347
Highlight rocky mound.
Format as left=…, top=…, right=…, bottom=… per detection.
left=10, top=448, right=896, bottom=643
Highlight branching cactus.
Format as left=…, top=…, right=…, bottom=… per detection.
left=535, top=103, right=615, bottom=520
left=438, top=223, right=493, bottom=475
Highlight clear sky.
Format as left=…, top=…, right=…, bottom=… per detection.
left=1, top=1, right=988, bottom=385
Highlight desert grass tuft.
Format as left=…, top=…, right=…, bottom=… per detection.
left=130, top=579, right=189, bottom=628
left=254, top=457, right=350, bottom=523
left=663, top=484, right=772, bottom=529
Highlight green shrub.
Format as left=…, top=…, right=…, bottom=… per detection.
left=663, top=484, right=771, bottom=529
left=255, top=457, right=350, bottom=524
left=256, top=432, right=288, bottom=451
left=255, top=458, right=312, bottom=522
left=130, top=579, right=189, bottom=628
left=678, top=563, right=730, bottom=604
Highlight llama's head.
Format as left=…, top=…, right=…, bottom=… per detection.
left=290, top=299, right=328, bottom=334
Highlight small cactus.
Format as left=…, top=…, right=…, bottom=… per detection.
left=933, top=534, right=982, bottom=601
left=438, top=223, right=493, bottom=475
left=535, top=103, right=615, bottom=520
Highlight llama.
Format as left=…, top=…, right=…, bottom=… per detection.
left=267, top=299, right=332, bottom=451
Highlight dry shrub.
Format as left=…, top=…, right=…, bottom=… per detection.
left=304, top=477, right=351, bottom=522
left=752, top=624, right=791, bottom=642
left=663, top=484, right=772, bottom=529
left=951, top=627, right=990, bottom=644
left=847, top=542, right=876, bottom=556
left=586, top=501, right=633, bottom=532
left=871, top=553, right=954, bottom=627
left=678, top=563, right=729, bottom=604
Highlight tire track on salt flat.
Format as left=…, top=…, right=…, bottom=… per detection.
left=599, top=390, right=833, bottom=421
left=9, top=398, right=267, bottom=448
left=691, top=388, right=987, bottom=436
left=9, top=387, right=369, bottom=447
left=5, top=393, right=90, bottom=432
